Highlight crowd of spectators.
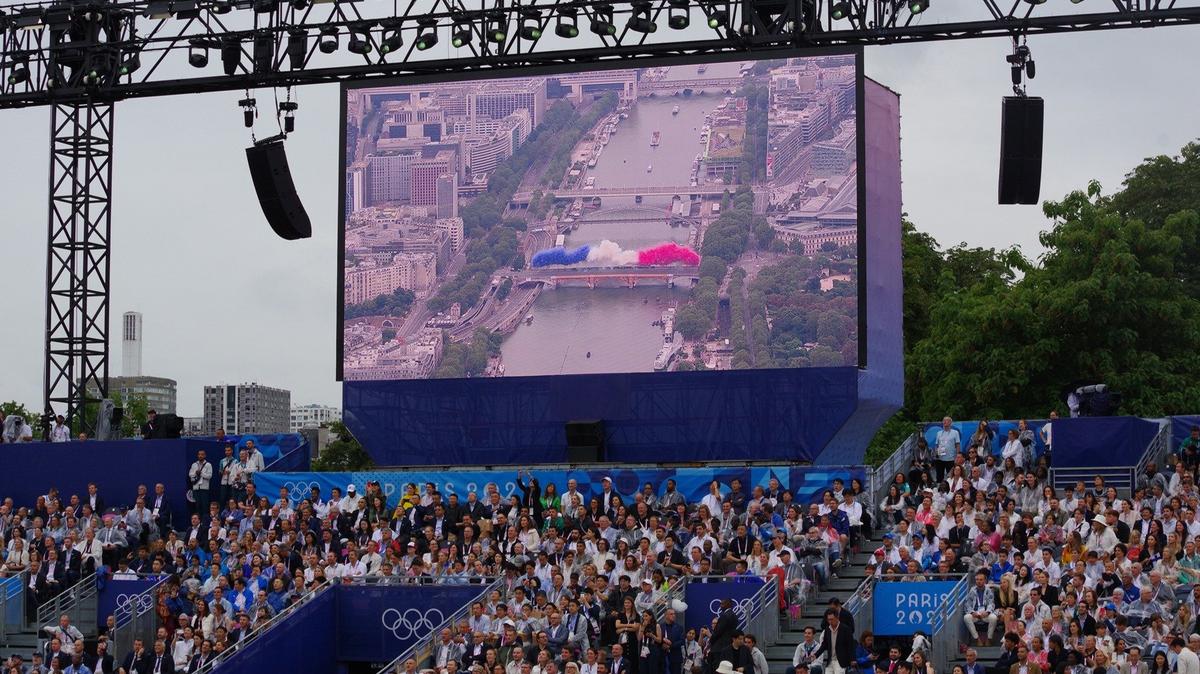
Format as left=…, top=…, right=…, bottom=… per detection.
left=0, top=446, right=889, bottom=674
left=842, top=415, right=1200, bottom=674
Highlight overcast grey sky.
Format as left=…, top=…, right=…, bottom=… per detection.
left=1, top=18, right=1198, bottom=416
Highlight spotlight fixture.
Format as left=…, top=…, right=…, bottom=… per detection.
left=519, top=9, right=543, bottom=40
left=830, top=2, right=851, bottom=20
left=118, top=53, right=140, bottom=76
left=415, top=20, right=438, bottom=50
left=487, top=14, right=507, bottom=44
left=627, top=1, right=657, bottom=33
left=555, top=6, right=579, bottom=37
left=347, top=27, right=372, bottom=55
left=381, top=22, right=404, bottom=53
left=221, top=36, right=241, bottom=76
left=707, top=6, right=729, bottom=28
left=287, top=29, right=308, bottom=69
left=279, top=100, right=298, bottom=133
left=590, top=4, right=617, bottom=36
left=318, top=26, right=338, bottom=54
left=187, top=39, right=209, bottom=68
left=908, top=0, right=928, bottom=13
left=7, top=58, right=30, bottom=85
left=667, top=0, right=689, bottom=29
left=452, top=21, right=472, bottom=47
left=239, top=96, right=256, bottom=128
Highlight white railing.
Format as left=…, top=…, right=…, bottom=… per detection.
left=870, top=432, right=918, bottom=510
left=741, top=577, right=780, bottom=647
left=844, top=576, right=876, bottom=636
left=0, top=572, right=27, bottom=642
left=36, top=572, right=98, bottom=630
left=928, top=574, right=971, bottom=673
left=375, top=576, right=507, bottom=674
left=110, top=574, right=175, bottom=660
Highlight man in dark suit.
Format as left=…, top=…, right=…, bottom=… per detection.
left=86, top=482, right=106, bottom=517
left=147, top=639, right=176, bottom=674
left=708, top=599, right=739, bottom=670
left=141, top=410, right=159, bottom=440
left=609, top=643, right=630, bottom=674
left=39, top=549, right=66, bottom=599
left=61, top=537, right=83, bottom=586
left=812, top=609, right=855, bottom=674
left=817, top=598, right=854, bottom=633
left=150, top=483, right=173, bottom=541
left=118, top=638, right=150, bottom=674
left=962, top=648, right=987, bottom=674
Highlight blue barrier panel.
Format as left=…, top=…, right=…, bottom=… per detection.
left=1053, top=416, right=1159, bottom=468
left=195, top=433, right=308, bottom=468
left=0, top=438, right=224, bottom=511
left=872, top=580, right=959, bottom=636
left=683, top=577, right=763, bottom=632
left=97, top=578, right=160, bottom=625
left=1172, top=416, right=1200, bottom=451
left=216, top=588, right=338, bottom=674
left=1, top=575, right=22, bottom=627
left=256, top=465, right=868, bottom=512
left=336, top=584, right=485, bottom=663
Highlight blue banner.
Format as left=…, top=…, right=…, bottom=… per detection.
left=1172, top=416, right=1200, bottom=451
left=336, top=584, right=486, bottom=663
left=97, top=578, right=160, bottom=625
left=683, top=578, right=764, bottom=633
left=254, top=465, right=866, bottom=512
left=872, top=580, right=959, bottom=636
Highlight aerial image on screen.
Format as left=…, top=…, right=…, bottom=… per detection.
left=341, top=54, right=859, bottom=380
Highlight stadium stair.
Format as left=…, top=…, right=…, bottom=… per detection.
left=764, top=529, right=882, bottom=674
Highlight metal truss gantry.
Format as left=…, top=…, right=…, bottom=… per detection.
left=2, top=0, right=1200, bottom=428
left=44, top=102, right=114, bottom=433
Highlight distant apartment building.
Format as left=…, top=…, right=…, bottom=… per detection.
left=468, top=79, right=547, bottom=127
left=436, top=174, right=458, bottom=219
left=203, top=383, right=291, bottom=435
left=345, top=252, right=438, bottom=304
left=87, top=375, right=178, bottom=415
left=410, top=150, right=457, bottom=206
left=367, top=150, right=418, bottom=205
left=290, top=404, right=342, bottom=432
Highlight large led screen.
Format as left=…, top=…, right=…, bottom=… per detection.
left=340, top=52, right=862, bottom=381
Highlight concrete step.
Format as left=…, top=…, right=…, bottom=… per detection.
left=765, top=646, right=797, bottom=660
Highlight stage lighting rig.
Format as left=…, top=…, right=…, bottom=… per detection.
left=238, top=95, right=256, bottom=127
left=830, top=2, right=851, bottom=20
left=909, top=0, right=929, bottom=13
left=1006, top=38, right=1035, bottom=95
left=221, top=36, right=241, bottom=75
left=667, top=0, right=689, bottom=29
left=590, top=4, right=617, bottom=36
left=318, top=26, right=339, bottom=53
left=279, top=99, right=297, bottom=133
left=627, top=1, right=657, bottom=33
left=519, top=9, right=543, bottom=40
left=6, top=55, right=31, bottom=85
left=381, top=22, right=405, bottom=53
left=415, top=20, right=438, bottom=50
left=347, top=26, right=373, bottom=55
left=451, top=19, right=472, bottom=47
left=188, top=39, right=210, bottom=67
left=486, top=13, right=508, bottom=44
left=118, top=53, right=141, bottom=76
left=555, top=6, right=580, bottom=37
left=286, top=29, right=308, bottom=68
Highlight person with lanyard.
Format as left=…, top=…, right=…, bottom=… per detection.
left=50, top=415, right=71, bottom=443
left=791, top=626, right=822, bottom=672
left=659, top=608, right=684, bottom=674
left=217, top=444, right=236, bottom=508
left=933, top=416, right=961, bottom=482
left=187, top=450, right=212, bottom=520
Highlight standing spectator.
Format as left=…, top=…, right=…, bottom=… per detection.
left=187, top=451, right=212, bottom=520
left=1040, top=411, right=1057, bottom=464
left=934, top=417, right=961, bottom=482
left=141, top=410, right=159, bottom=440
left=217, top=444, right=236, bottom=508
left=50, top=415, right=71, bottom=443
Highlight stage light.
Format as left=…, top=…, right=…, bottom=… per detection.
left=555, top=7, right=579, bottom=37
left=667, top=0, right=689, bottom=29
left=221, top=36, right=241, bottom=76
left=908, top=0, right=928, bottom=13
left=381, top=22, right=404, bottom=53
left=318, top=27, right=338, bottom=53
left=452, top=22, right=472, bottom=47
left=487, top=15, right=507, bottom=44
left=1023, top=0, right=1047, bottom=4
left=347, top=28, right=372, bottom=54
left=415, top=20, right=438, bottom=50
left=279, top=101, right=298, bottom=133
left=627, top=1, right=657, bottom=33
left=590, top=4, right=617, bottom=36
left=520, top=9, right=543, bottom=39
left=707, top=8, right=729, bottom=28
left=188, top=39, right=209, bottom=67
left=7, top=59, right=29, bottom=85
left=830, top=2, right=850, bottom=20
left=118, top=54, right=140, bottom=76
left=287, top=29, right=308, bottom=68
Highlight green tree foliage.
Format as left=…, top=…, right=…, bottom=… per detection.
left=345, top=287, right=416, bottom=320
left=434, top=328, right=503, bottom=379
left=496, top=277, right=513, bottom=301
left=738, top=82, right=770, bottom=182
left=867, top=149, right=1200, bottom=463
left=674, top=305, right=712, bottom=341
left=312, top=421, right=375, bottom=471
left=427, top=227, right=521, bottom=314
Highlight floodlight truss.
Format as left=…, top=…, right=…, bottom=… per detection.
left=1, top=0, right=1199, bottom=109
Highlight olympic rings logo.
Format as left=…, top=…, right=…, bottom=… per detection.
left=283, top=481, right=322, bottom=504
left=708, top=599, right=753, bottom=623
left=381, top=608, right=445, bottom=641
left=113, top=593, right=155, bottom=619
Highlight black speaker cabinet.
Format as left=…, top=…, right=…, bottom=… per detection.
left=998, top=96, right=1044, bottom=205
left=246, top=139, right=312, bottom=240
left=565, top=420, right=605, bottom=463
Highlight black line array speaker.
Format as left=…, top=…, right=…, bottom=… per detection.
left=998, top=96, right=1044, bottom=205
left=246, top=138, right=312, bottom=240
left=565, top=419, right=605, bottom=463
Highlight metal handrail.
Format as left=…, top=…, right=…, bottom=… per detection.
left=928, top=573, right=971, bottom=673
left=652, top=576, right=687, bottom=622
left=844, top=575, right=876, bottom=634
left=36, top=571, right=97, bottom=626
left=742, top=575, right=780, bottom=647
left=870, top=432, right=917, bottom=512
left=376, top=576, right=507, bottom=674
left=109, top=573, right=175, bottom=660
left=193, top=579, right=334, bottom=674
left=1136, top=418, right=1172, bottom=479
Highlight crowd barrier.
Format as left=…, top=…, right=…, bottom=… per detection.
left=255, top=465, right=869, bottom=510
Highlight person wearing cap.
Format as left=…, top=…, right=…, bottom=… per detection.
left=1087, top=514, right=1118, bottom=554
left=339, top=484, right=360, bottom=514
